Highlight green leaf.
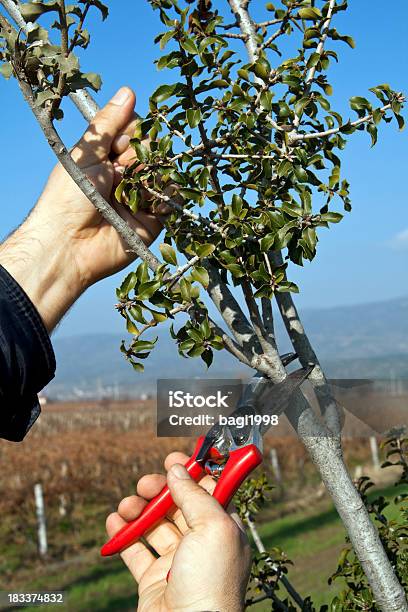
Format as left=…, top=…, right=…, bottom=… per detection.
left=196, top=243, right=216, bottom=258
left=132, top=338, right=158, bottom=351
left=159, top=29, right=176, bottom=50
left=329, top=166, right=341, bottom=188
left=0, top=63, right=12, bottom=79
left=151, top=83, right=179, bottom=103
left=201, top=349, right=213, bottom=368
left=159, top=243, right=178, bottom=266
left=277, top=281, right=299, bottom=293
left=20, top=1, right=59, bottom=21
left=180, top=278, right=192, bottom=302
left=293, top=165, right=308, bottom=182
left=126, top=317, right=139, bottom=335
left=200, top=319, right=211, bottom=339
left=119, top=272, right=137, bottom=296
left=259, top=233, right=275, bottom=252
left=151, top=311, right=168, bottom=323
left=129, top=305, right=147, bottom=325
left=133, top=142, right=150, bottom=163
left=226, top=263, right=245, bottom=278
left=187, top=327, right=203, bottom=342
left=306, top=52, right=320, bottom=69
left=191, top=266, right=209, bottom=288
left=81, top=72, right=102, bottom=91
left=180, top=38, right=199, bottom=55
left=367, top=123, right=378, bottom=147
left=298, top=7, right=322, bottom=20
left=188, top=344, right=205, bottom=358
left=295, top=97, right=310, bottom=117
left=231, top=194, right=244, bottom=216
left=320, top=212, right=343, bottom=224
left=137, top=280, right=162, bottom=300
left=350, top=96, right=371, bottom=111
left=260, top=91, right=274, bottom=112
left=186, top=108, right=202, bottom=128
left=136, top=261, right=149, bottom=284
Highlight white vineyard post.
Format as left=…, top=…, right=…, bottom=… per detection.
left=369, top=436, right=380, bottom=470
left=34, top=483, right=48, bottom=557
left=270, top=448, right=282, bottom=484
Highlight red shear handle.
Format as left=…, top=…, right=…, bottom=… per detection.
left=101, top=437, right=205, bottom=557
left=212, top=445, right=263, bottom=509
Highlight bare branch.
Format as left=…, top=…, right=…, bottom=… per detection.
left=223, top=32, right=247, bottom=40
left=256, top=19, right=284, bottom=29
left=228, top=0, right=258, bottom=63
left=206, top=264, right=259, bottom=354
left=291, top=102, right=395, bottom=142
left=241, top=278, right=275, bottom=358
left=208, top=319, right=252, bottom=367
left=261, top=297, right=276, bottom=348
left=166, top=255, right=200, bottom=291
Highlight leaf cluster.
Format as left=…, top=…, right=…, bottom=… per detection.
left=0, top=0, right=107, bottom=118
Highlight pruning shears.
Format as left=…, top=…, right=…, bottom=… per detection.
left=101, top=353, right=311, bottom=557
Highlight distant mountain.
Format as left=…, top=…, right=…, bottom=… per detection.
left=47, top=295, right=408, bottom=399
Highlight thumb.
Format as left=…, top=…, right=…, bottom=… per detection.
left=167, top=464, right=226, bottom=530
left=73, top=87, right=136, bottom=167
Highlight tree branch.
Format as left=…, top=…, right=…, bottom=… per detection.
left=246, top=514, right=305, bottom=609
left=270, top=251, right=342, bottom=437
left=241, top=278, right=276, bottom=358
left=227, top=0, right=259, bottom=62
left=144, top=186, right=227, bottom=237
left=293, top=0, right=336, bottom=128
left=0, top=0, right=99, bottom=122
left=291, top=102, right=395, bottom=142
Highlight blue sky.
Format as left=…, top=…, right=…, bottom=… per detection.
left=0, top=0, right=407, bottom=338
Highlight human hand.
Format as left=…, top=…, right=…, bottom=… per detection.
left=0, top=87, right=164, bottom=332
left=106, top=452, right=252, bottom=612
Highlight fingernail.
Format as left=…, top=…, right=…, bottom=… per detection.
left=170, top=464, right=190, bottom=480
left=114, top=165, right=126, bottom=175
left=115, top=134, right=130, bottom=150
left=111, top=87, right=131, bottom=106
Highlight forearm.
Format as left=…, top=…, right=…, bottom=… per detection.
left=0, top=206, right=85, bottom=333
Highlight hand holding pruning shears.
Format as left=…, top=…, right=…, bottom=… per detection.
left=103, top=354, right=309, bottom=557
left=104, top=355, right=310, bottom=611
left=106, top=453, right=252, bottom=612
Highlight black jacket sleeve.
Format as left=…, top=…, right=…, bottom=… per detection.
left=0, top=265, right=56, bottom=442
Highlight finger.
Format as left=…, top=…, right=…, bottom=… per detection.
left=118, top=495, right=148, bottom=522
left=106, top=512, right=155, bottom=584
left=112, top=116, right=139, bottom=156
left=73, top=87, right=136, bottom=167
left=113, top=203, right=166, bottom=247
left=135, top=463, right=215, bottom=536
left=114, top=146, right=138, bottom=167
left=116, top=494, right=182, bottom=557
left=110, top=202, right=159, bottom=247
left=136, top=474, right=167, bottom=499
left=167, top=464, right=227, bottom=530
left=163, top=452, right=216, bottom=533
